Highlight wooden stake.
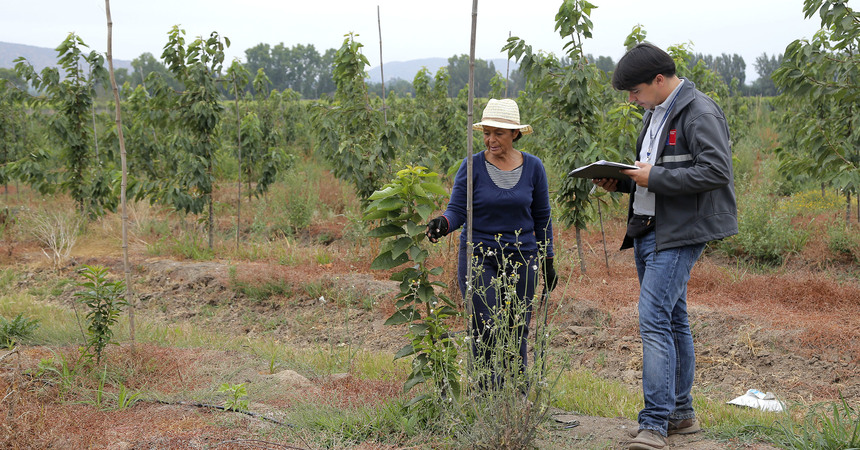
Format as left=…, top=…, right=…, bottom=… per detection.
left=234, top=79, right=242, bottom=250
left=465, top=0, right=478, bottom=371
left=104, top=0, right=135, bottom=344
left=377, top=5, right=387, bottom=122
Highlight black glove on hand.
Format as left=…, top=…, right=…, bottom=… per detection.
left=426, top=216, right=449, bottom=243
left=542, top=257, right=558, bottom=292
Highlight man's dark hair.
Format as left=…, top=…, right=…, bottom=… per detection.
left=611, top=42, right=676, bottom=91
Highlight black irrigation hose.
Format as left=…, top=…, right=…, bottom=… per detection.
left=213, top=439, right=306, bottom=449
left=152, top=399, right=296, bottom=428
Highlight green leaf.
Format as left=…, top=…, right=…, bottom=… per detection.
left=394, top=343, right=416, bottom=359
left=406, top=221, right=425, bottom=238
left=391, top=236, right=414, bottom=259
left=370, top=250, right=409, bottom=270
left=409, top=322, right=430, bottom=336
left=416, top=204, right=434, bottom=222
left=368, top=224, right=404, bottom=238
left=416, top=284, right=434, bottom=303
left=376, top=197, right=406, bottom=211
left=384, top=307, right=419, bottom=325
left=362, top=209, right=388, bottom=221
left=409, top=246, right=429, bottom=263
left=403, top=368, right=427, bottom=393
left=421, top=182, right=448, bottom=196
left=368, top=185, right=403, bottom=200
left=404, top=394, right=428, bottom=408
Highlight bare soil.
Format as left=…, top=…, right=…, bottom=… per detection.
left=1, top=212, right=858, bottom=449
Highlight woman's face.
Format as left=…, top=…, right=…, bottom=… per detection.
left=482, top=126, right=518, bottom=156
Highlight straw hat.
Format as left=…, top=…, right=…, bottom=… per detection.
left=472, top=98, right=533, bottom=135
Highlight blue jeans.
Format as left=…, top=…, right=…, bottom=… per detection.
left=634, top=230, right=705, bottom=436
left=458, top=241, right=537, bottom=386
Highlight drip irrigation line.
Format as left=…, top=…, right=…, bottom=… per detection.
left=152, top=399, right=295, bottom=427
left=213, top=439, right=307, bottom=449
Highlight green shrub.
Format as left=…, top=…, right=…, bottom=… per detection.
left=720, top=193, right=809, bottom=265
left=0, top=312, right=40, bottom=348
left=827, top=222, right=860, bottom=261
left=74, top=265, right=127, bottom=364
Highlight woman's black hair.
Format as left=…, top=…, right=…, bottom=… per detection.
left=611, top=42, right=676, bottom=91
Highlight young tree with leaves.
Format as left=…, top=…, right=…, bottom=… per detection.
left=313, top=33, right=398, bottom=204
left=15, top=34, right=113, bottom=215
left=505, top=0, right=605, bottom=273
left=161, top=26, right=229, bottom=248
left=772, top=0, right=859, bottom=222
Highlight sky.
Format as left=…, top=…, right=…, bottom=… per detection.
left=1, top=0, right=824, bottom=82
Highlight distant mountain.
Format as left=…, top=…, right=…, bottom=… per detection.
left=2, top=41, right=515, bottom=85
left=367, top=57, right=518, bottom=83
left=0, top=41, right=133, bottom=73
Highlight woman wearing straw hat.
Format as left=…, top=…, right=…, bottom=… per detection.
left=425, top=98, right=557, bottom=388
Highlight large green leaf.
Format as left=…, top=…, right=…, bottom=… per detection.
left=406, top=221, right=425, bottom=238
left=362, top=209, right=388, bottom=221
left=390, top=236, right=414, bottom=259
left=416, top=283, right=434, bottom=303
left=421, top=181, right=448, bottom=196
left=384, top=307, right=419, bottom=325
left=368, top=184, right=403, bottom=200
left=368, top=224, right=404, bottom=238
left=409, top=322, right=430, bottom=336
left=394, top=343, right=416, bottom=359
left=370, top=250, right=410, bottom=270
left=403, top=370, right=427, bottom=393
left=416, top=204, right=434, bottom=222
left=375, top=196, right=406, bottom=211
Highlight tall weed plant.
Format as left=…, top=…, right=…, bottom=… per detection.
left=720, top=191, right=809, bottom=266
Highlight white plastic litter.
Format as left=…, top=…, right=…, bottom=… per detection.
left=727, top=389, right=785, bottom=412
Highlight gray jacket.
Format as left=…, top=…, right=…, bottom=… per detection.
left=620, top=78, right=738, bottom=251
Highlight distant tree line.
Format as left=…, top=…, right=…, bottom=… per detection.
left=0, top=41, right=786, bottom=99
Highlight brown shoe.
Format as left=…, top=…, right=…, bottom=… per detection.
left=628, top=429, right=667, bottom=450
left=668, top=417, right=701, bottom=435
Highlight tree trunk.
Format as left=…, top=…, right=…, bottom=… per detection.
left=208, top=192, right=214, bottom=250
left=576, top=228, right=586, bottom=274
left=104, top=0, right=135, bottom=344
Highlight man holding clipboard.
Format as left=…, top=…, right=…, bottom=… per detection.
left=589, top=43, right=738, bottom=450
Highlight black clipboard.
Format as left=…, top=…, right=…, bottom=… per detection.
left=568, top=160, right=638, bottom=180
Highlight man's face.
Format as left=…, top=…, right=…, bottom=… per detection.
left=627, top=74, right=667, bottom=110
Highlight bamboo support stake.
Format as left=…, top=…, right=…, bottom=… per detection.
left=465, top=0, right=478, bottom=371
left=234, top=79, right=242, bottom=250
left=104, top=0, right=135, bottom=344
left=505, top=31, right=511, bottom=98
left=377, top=5, right=387, bottom=122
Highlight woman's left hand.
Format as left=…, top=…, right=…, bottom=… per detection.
left=542, top=258, right=558, bottom=292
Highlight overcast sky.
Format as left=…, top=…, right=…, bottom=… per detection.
left=1, top=0, right=823, bottom=82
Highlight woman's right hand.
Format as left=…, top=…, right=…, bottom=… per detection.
left=426, top=216, right=449, bottom=243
